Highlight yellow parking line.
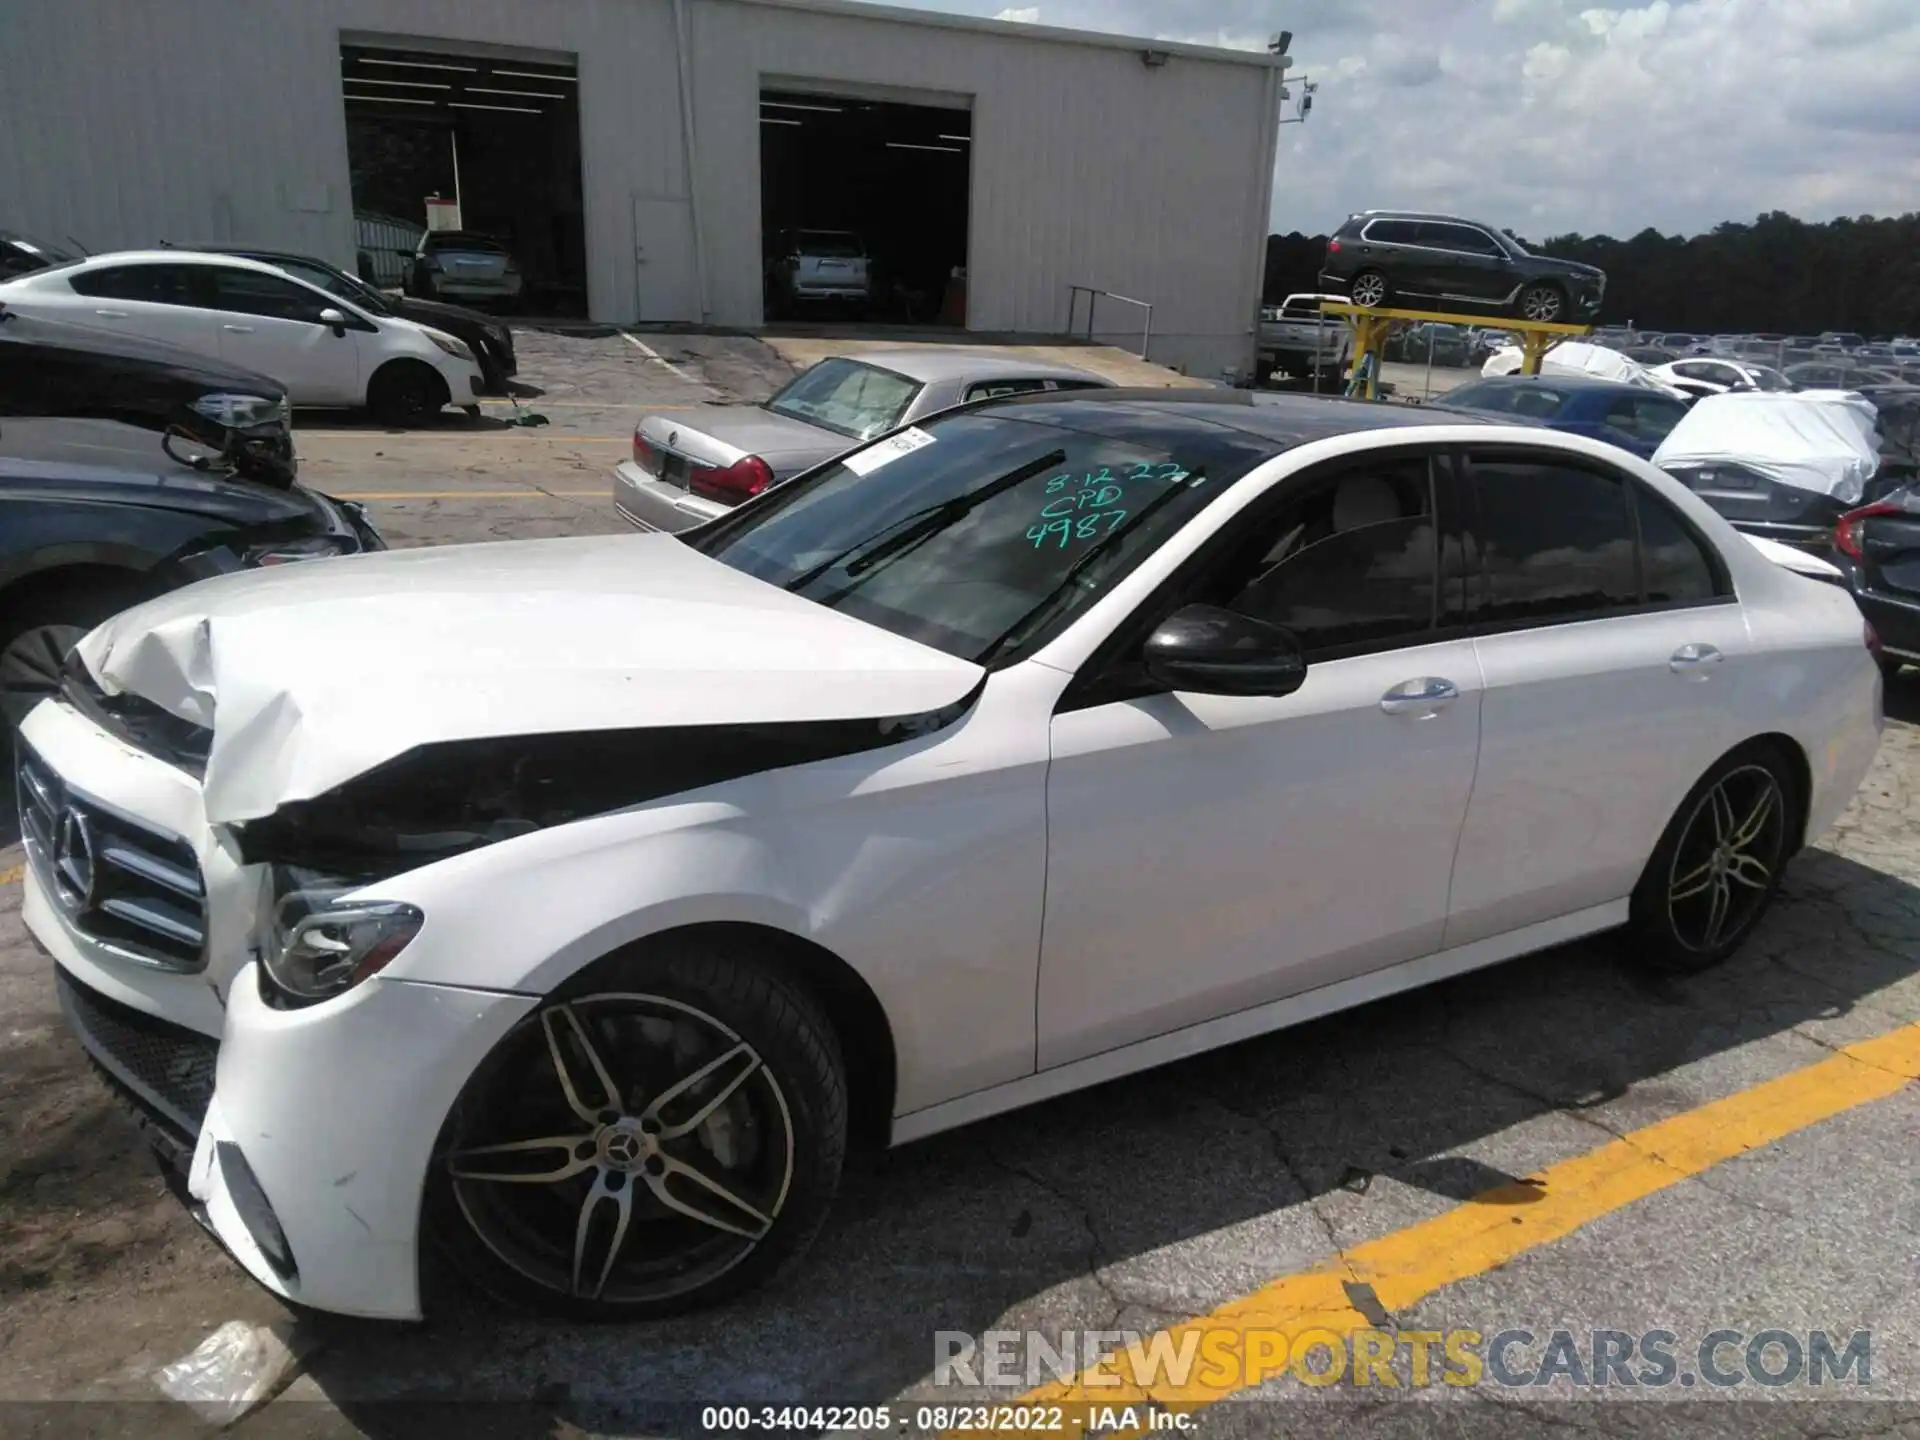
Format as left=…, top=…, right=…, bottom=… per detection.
left=997, top=1020, right=1920, bottom=1432
left=335, top=490, right=606, bottom=500
left=0, top=864, right=23, bottom=886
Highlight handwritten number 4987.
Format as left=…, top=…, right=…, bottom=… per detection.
left=1028, top=510, right=1129, bottom=548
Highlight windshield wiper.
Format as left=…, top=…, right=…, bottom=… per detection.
left=783, top=449, right=1067, bottom=594
left=972, top=466, right=1206, bottom=668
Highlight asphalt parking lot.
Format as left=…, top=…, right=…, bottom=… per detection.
left=3, top=327, right=1919, bottom=1438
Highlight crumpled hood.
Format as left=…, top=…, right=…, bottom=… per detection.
left=75, top=533, right=983, bottom=823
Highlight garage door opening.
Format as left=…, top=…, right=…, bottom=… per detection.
left=341, top=43, right=587, bottom=316
left=760, top=88, right=971, bottom=326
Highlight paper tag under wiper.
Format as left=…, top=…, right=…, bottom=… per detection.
left=842, top=425, right=937, bottom=475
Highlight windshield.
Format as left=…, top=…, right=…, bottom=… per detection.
left=2, top=232, right=75, bottom=263
left=273, top=258, right=393, bottom=316
left=689, top=407, right=1273, bottom=665
left=765, top=357, right=921, bottom=440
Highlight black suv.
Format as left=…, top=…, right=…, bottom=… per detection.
left=1, top=310, right=383, bottom=732
left=1318, top=212, right=1605, bottom=324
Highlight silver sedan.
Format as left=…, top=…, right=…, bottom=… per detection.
left=612, top=348, right=1111, bottom=532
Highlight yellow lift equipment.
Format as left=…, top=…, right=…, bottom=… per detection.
left=1318, top=302, right=1593, bottom=401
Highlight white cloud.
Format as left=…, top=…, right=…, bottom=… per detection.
left=993, top=5, right=1040, bottom=20
left=889, top=0, right=1920, bottom=237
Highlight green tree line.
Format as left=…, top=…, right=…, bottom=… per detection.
left=1266, top=211, right=1920, bottom=336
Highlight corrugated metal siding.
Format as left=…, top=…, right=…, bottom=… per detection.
left=1, top=0, right=1279, bottom=369
left=694, top=1, right=1276, bottom=374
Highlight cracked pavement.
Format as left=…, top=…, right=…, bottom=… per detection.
left=1, top=328, right=1919, bottom=1437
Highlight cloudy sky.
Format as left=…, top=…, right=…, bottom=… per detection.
left=887, top=0, right=1920, bottom=241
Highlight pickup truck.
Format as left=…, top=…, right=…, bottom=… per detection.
left=1256, top=293, right=1354, bottom=381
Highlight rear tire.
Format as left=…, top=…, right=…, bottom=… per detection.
left=1349, top=270, right=1390, bottom=309
left=1624, top=743, right=1799, bottom=974
left=368, top=361, right=448, bottom=427
left=425, top=934, right=848, bottom=1321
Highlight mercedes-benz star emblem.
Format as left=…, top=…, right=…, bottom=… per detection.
left=52, top=807, right=96, bottom=909
left=604, top=1131, right=643, bottom=1167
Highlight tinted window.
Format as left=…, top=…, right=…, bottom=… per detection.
left=1601, top=394, right=1686, bottom=446
left=67, top=264, right=202, bottom=305
left=1443, top=381, right=1527, bottom=414
left=1470, top=456, right=1638, bottom=622
left=423, top=233, right=505, bottom=254
left=966, top=379, right=1051, bottom=401
left=1364, top=219, right=1419, bottom=244
left=269, top=258, right=393, bottom=315
left=1209, top=455, right=1437, bottom=656
left=1423, top=223, right=1500, bottom=255
left=1634, top=487, right=1719, bottom=605
left=692, top=409, right=1273, bottom=664
left=205, top=267, right=329, bottom=322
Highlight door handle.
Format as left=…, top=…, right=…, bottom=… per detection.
left=1379, top=677, right=1459, bottom=716
left=1669, top=643, right=1724, bottom=678
left=221, top=324, right=255, bottom=333
left=92, top=308, right=128, bottom=318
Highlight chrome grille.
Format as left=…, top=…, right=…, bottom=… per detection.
left=15, top=744, right=208, bottom=971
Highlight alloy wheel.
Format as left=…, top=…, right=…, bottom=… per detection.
left=1520, top=285, right=1564, bottom=323
left=443, top=993, right=796, bottom=1305
left=0, top=623, right=84, bottom=729
left=1351, top=272, right=1387, bottom=308
left=1664, top=764, right=1786, bottom=953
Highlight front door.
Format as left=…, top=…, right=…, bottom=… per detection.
left=1038, top=448, right=1485, bottom=1068
left=198, top=264, right=365, bottom=405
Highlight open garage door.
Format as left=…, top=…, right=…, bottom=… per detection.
left=341, top=42, right=587, bottom=316
left=760, top=87, right=971, bottom=326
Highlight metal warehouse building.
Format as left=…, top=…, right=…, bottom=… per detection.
left=0, top=0, right=1285, bottom=377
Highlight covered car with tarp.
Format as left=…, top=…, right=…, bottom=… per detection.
left=1481, top=339, right=1690, bottom=399
left=1652, top=391, right=1881, bottom=552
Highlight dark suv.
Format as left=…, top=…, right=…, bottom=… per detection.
left=1318, top=212, right=1605, bottom=324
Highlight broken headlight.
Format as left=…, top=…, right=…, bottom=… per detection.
left=264, top=873, right=422, bottom=1006
left=190, top=393, right=292, bottom=431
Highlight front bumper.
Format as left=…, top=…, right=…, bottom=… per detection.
left=186, top=966, right=533, bottom=1318
left=18, top=697, right=536, bottom=1319
left=611, top=457, right=727, bottom=533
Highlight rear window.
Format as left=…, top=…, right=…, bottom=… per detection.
left=423, top=233, right=505, bottom=253
left=1445, top=382, right=1564, bottom=418
left=765, top=357, right=920, bottom=440
left=796, top=232, right=863, bottom=257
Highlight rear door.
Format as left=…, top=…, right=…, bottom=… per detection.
left=200, top=265, right=367, bottom=405
left=1445, top=446, right=1752, bottom=947
left=63, top=263, right=222, bottom=354
left=1356, top=218, right=1425, bottom=298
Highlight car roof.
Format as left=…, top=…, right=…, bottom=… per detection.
left=1348, top=210, right=1498, bottom=227
left=973, top=387, right=1493, bottom=447
left=188, top=245, right=337, bottom=269
left=830, top=347, right=1110, bottom=385
left=25, top=248, right=298, bottom=278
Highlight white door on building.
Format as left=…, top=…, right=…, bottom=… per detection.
left=631, top=196, right=700, bottom=324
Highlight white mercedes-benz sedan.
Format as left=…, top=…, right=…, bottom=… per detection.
left=17, top=391, right=1883, bottom=1322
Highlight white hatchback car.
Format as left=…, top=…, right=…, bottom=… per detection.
left=0, top=251, right=484, bottom=424
left=19, top=392, right=1881, bottom=1322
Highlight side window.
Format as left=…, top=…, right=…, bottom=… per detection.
left=1049, top=379, right=1110, bottom=393
left=966, top=379, right=1050, bottom=401
left=1634, top=486, right=1721, bottom=604
left=1469, top=454, right=1638, bottom=623
left=1424, top=223, right=1500, bottom=255
left=205, top=267, right=329, bottom=323
left=68, top=264, right=198, bottom=305
left=1364, top=219, right=1417, bottom=245
left=1206, top=455, right=1439, bottom=657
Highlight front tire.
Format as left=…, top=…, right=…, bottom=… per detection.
left=1, top=578, right=153, bottom=734
left=425, top=935, right=848, bottom=1321
left=368, top=361, right=448, bottom=427
left=1517, top=282, right=1567, bottom=324
left=1625, top=744, right=1797, bottom=974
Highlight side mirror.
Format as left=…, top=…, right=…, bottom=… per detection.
left=1142, top=604, right=1307, bottom=698
left=317, top=307, right=349, bottom=336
